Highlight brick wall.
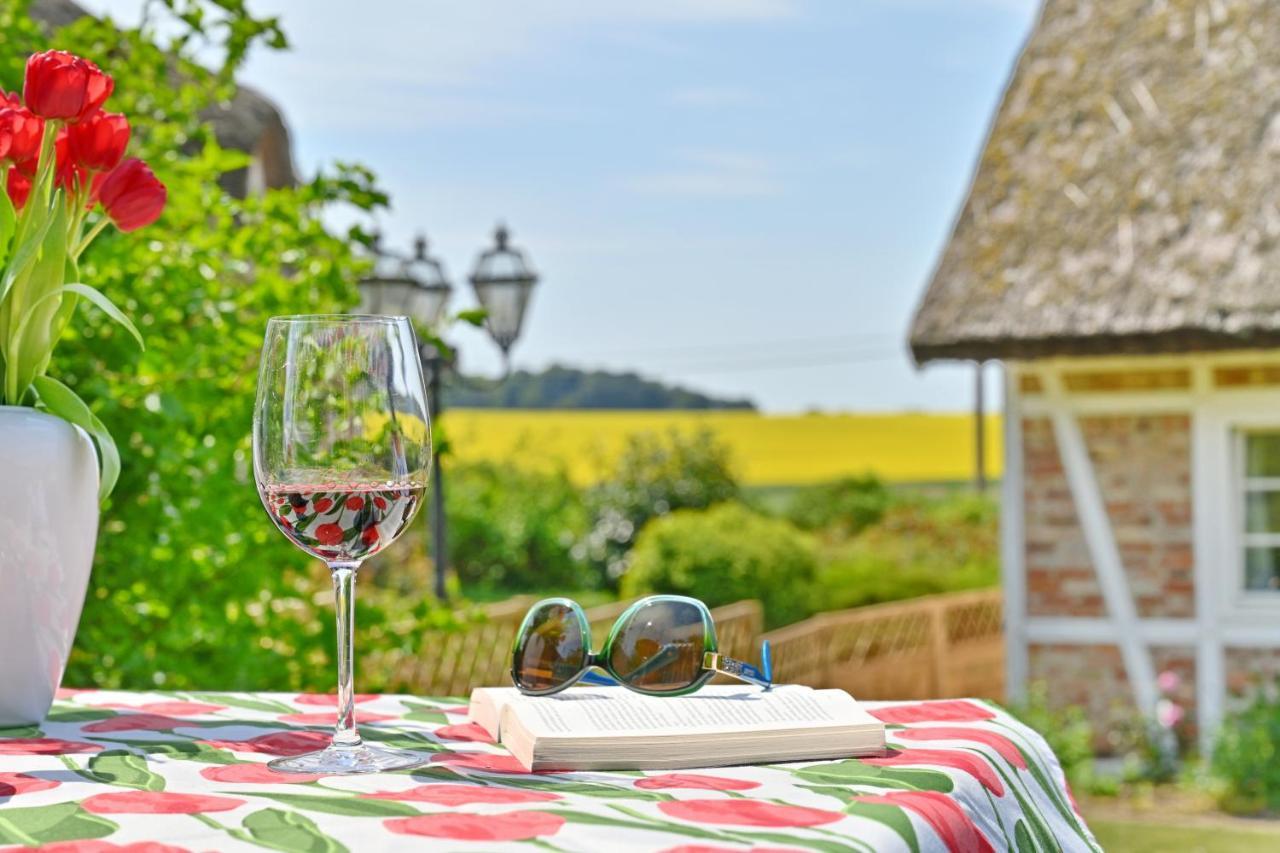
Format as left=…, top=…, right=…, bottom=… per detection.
left=1022, top=411, right=1195, bottom=735
left=1023, top=417, right=1106, bottom=617
left=1023, top=413, right=1192, bottom=618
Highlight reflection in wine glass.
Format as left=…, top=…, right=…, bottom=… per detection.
left=253, top=315, right=431, bottom=774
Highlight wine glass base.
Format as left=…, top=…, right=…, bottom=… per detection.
left=268, top=743, right=431, bottom=775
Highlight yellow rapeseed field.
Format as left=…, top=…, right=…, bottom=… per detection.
left=440, top=410, right=1002, bottom=485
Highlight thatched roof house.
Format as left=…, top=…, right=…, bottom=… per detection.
left=911, top=0, right=1280, bottom=364
left=909, top=0, right=1280, bottom=749
left=31, top=0, right=296, bottom=196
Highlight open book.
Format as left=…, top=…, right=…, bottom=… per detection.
left=467, top=685, right=885, bottom=772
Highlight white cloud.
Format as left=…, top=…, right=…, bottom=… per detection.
left=622, top=149, right=781, bottom=198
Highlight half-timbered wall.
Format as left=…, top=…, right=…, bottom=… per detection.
left=1004, top=353, right=1280, bottom=750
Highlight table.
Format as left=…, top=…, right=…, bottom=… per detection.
left=0, top=691, right=1099, bottom=851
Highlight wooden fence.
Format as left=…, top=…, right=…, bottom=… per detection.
left=369, top=597, right=764, bottom=698
left=760, top=588, right=1004, bottom=701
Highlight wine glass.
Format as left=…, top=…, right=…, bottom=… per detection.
left=253, top=315, right=432, bottom=774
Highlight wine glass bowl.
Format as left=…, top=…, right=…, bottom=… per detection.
left=253, top=315, right=431, bottom=774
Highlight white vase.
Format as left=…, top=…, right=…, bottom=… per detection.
left=0, top=406, right=99, bottom=725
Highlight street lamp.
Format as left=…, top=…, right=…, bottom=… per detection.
left=357, top=232, right=453, bottom=327
left=357, top=226, right=538, bottom=600
left=470, top=224, right=539, bottom=362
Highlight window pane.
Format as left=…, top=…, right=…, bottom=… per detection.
left=1246, top=434, right=1280, bottom=477
left=1246, top=492, right=1280, bottom=532
left=1245, top=547, right=1280, bottom=591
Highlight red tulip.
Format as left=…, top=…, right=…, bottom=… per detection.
left=53, top=128, right=86, bottom=193
left=854, top=791, right=995, bottom=853
left=67, top=109, right=129, bottom=171
left=95, top=158, right=166, bottom=232
left=23, top=50, right=113, bottom=122
left=0, top=92, right=43, bottom=164
left=6, top=166, right=31, bottom=210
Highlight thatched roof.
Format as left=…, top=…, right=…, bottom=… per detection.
left=909, top=0, right=1280, bottom=364
left=29, top=0, right=296, bottom=193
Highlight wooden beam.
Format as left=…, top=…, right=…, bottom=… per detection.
left=1001, top=365, right=1028, bottom=703
left=975, top=361, right=987, bottom=493
left=1041, top=370, right=1159, bottom=714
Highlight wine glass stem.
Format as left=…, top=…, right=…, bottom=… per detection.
left=329, top=562, right=362, bottom=748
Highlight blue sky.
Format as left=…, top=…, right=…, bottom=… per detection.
left=87, top=0, right=1039, bottom=412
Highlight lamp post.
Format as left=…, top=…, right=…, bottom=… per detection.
left=357, top=225, right=538, bottom=599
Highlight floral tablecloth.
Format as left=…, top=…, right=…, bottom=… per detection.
left=0, top=691, right=1098, bottom=852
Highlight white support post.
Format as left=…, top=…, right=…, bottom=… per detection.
left=1041, top=370, right=1160, bottom=714
left=1190, top=363, right=1224, bottom=753
left=1000, top=364, right=1028, bottom=703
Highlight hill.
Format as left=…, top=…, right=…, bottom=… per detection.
left=444, top=365, right=756, bottom=410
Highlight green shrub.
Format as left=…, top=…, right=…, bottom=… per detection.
left=621, top=503, right=817, bottom=628
left=445, top=461, right=591, bottom=593
left=1008, top=682, right=1105, bottom=794
left=814, top=492, right=998, bottom=610
left=0, top=2, right=408, bottom=691
left=582, top=429, right=738, bottom=584
left=1212, top=685, right=1280, bottom=814
left=785, top=474, right=890, bottom=535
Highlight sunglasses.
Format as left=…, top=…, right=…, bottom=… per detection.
left=510, top=595, right=773, bottom=697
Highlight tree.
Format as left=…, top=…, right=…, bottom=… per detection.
left=2, top=0, right=393, bottom=690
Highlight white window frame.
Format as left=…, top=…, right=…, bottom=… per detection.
left=1200, top=389, right=1280, bottom=623
left=1233, top=429, right=1280, bottom=602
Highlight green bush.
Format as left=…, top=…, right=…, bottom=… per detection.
left=0, top=2, right=409, bottom=691
left=1212, top=685, right=1280, bottom=814
left=445, top=461, right=591, bottom=593
left=814, top=492, right=998, bottom=610
left=784, top=474, right=890, bottom=535
left=1008, top=682, right=1105, bottom=794
left=621, top=503, right=817, bottom=628
left=581, top=429, right=738, bottom=584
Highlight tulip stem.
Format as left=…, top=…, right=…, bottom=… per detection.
left=73, top=217, right=111, bottom=258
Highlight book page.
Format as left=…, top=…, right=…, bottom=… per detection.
left=513, top=686, right=866, bottom=737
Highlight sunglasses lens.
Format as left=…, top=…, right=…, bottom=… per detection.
left=513, top=602, right=587, bottom=692
left=608, top=599, right=708, bottom=693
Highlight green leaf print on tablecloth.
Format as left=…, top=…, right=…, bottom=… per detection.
left=0, top=803, right=116, bottom=846
left=0, top=692, right=1099, bottom=851
left=87, top=750, right=166, bottom=791
left=232, top=791, right=422, bottom=817
left=792, top=758, right=956, bottom=792
left=242, top=807, right=349, bottom=853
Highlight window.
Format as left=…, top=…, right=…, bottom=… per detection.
left=1240, top=432, right=1280, bottom=593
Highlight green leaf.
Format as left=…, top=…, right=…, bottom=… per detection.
left=401, top=700, right=449, bottom=725
left=243, top=808, right=348, bottom=853
left=44, top=708, right=117, bottom=723
left=791, top=760, right=954, bottom=793
left=61, top=283, right=145, bottom=350
left=1015, top=819, right=1036, bottom=853
left=845, top=800, right=919, bottom=853
left=88, top=749, right=166, bottom=791
left=199, top=693, right=298, bottom=714
left=454, top=308, right=487, bottom=327
left=230, top=792, right=421, bottom=817
left=0, top=725, right=42, bottom=738
left=494, top=775, right=669, bottom=801
left=0, top=189, right=14, bottom=268
left=7, top=197, right=68, bottom=402
left=0, top=201, right=55, bottom=309
left=0, top=803, right=116, bottom=846
left=31, top=375, right=119, bottom=501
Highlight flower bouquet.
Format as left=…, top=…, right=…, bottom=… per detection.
left=0, top=50, right=165, bottom=724
left=1, top=49, right=167, bottom=500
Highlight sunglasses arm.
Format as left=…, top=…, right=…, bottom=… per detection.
left=703, top=640, right=773, bottom=690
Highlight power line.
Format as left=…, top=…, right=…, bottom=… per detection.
left=673, top=349, right=905, bottom=375
left=576, top=332, right=903, bottom=362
